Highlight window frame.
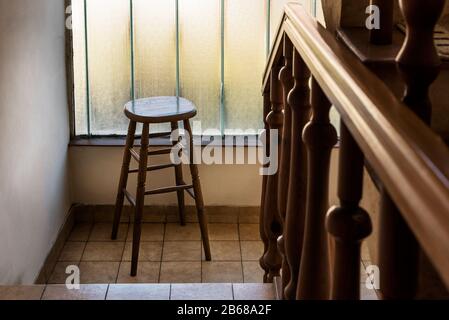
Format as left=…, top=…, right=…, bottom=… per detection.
left=65, top=0, right=317, bottom=145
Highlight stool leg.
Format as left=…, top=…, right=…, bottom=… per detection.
left=171, top=121, right=186, bottom=226
left=112, top=120, right=136, bottom=240
left=131, top=123, right=150, bottom=276
left=183, top=120, right=211, bottom=261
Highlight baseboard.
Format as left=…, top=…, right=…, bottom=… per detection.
left=73, top=204, right=260, bottom=224
left=34, top=205, right=77, bottom=284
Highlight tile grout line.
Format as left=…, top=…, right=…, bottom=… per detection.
left=78, top=223, right=95, bottom=263
left=48, top=224, right=92, bottom=285
left=40, top=285, right=47, bottom=300
left=238, top=224, right=245, bottom=284
left=200, top=224, right=203, bottom=283
left=158, top=222, right=167, bottom=283
left=115, top=222, right=130, bottom=284
left=104, top=284, right=110, bottom=300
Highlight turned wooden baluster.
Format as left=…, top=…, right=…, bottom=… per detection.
left=397, top=0, right=444, bottom=123
left=369, top=0, right=394, bottom=45
left=377, top=0, right=445, bottom=299
left=296, top=78, right=337, bottom=300
left=260, top=92, right=271, bottom=283
left=262, top=65, right=284, bottom=282
left=326, top=123, right=372, bottom=300
left=283, top=49, right=310, bottom=300
left=277, top=35, right=294, bottom=296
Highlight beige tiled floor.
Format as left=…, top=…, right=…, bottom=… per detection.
left=47, top=220, right=376, bottom=300
left=0, top=283, right=275, bottom=300
left=49, top=222, right=263, bottom=285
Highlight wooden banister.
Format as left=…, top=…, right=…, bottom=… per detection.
left=260, top=2, right=449, bottom=297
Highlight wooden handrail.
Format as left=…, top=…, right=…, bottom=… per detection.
left=261, top=2, right=449, bottom=290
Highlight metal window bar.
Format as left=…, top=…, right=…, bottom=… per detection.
left=130, top=0, right=135, bottom=108
left=83, top=0, right=91, bottom=136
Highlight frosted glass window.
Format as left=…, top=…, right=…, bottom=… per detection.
left=224, top=0, right=266, bottom=133
left=270, top=0, right=290, bottom=45
left=178, top=0, right=221, bottom=133
left=133, top=0, right=176, bottom=134
left=87, top=0, right=131, bottom=135
left=71, top=0, right=320, bottom=137
left=72, top=0, right=88, bottom=136
left=133, top=0, right=176, bottom=98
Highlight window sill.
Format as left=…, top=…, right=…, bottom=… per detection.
left=69, top=135, right=261, bottom=148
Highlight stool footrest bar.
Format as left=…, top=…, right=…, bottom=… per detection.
left=129, top=163, right=176, bottom=173
left=148, top=148, right=173, bottom=156
left=145, top=184, right=193, bottom=196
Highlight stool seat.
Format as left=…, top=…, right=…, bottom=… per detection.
left=125, top=96, right=197, bottom=123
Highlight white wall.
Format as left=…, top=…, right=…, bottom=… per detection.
left=70, top=147, right=263, bottom=207
left=69, top=146, right=340, bottom=207
left=0, top=0, right=71, bottom=284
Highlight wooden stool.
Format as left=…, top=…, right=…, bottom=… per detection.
left=111, top=96, right=211, bottom=276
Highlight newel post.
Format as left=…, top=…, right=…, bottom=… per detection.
left=396, top=0, right=445, bottom=122
left=369, top=0, right=394, bottom=45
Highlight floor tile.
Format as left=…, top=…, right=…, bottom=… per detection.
left=208, top=224, right=239, bottom=240
left=360, top=284, right=379, bottom=300
left=48, top=262, right=79, bottom=284
left=93, top=206, right=130, bottom=223
left=107, top=284, right=170, bottom=300
left=160, top=262, right=201, bottom=283
left=68, top=223, right=92, bottom=241
left=116, top=262, right=160, bottom=284
left=89, top=223, right=128, bottom=241
left=241, top=241, right=264, bottom=261
left=127, top=223, right=165, bottom=242
left=171, top=283, right=233, bottom=300
left=82, top=242, right=125, bottom=261
left=0, top=286, right=45, bottom=300
left=206, top=208, right=239, bottom=223
left=78, top=262, right=120, bottom=284
left=141, top=209, right=167, bottom=223
left=202, top=262, right=243, bottom=283
left=42, top=284, right=108, bottom=300
left=233, top=283, right=275, bottom=300
left=163, top=241, right=201, bottom=261
left=165, top=223, right=201, bottom=241
left=205, top=241, right=241, bottom=261
left=242, top=262, right=264, bottom=283
left=166, top=212, right=198, bottom=223
left=238, top=208, right=260, bottom=224
left=239, top=224, right=260, bottom=241
left=122, top=242, right=163, bottom=262
left=58, top=242, right=86, bottom=261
